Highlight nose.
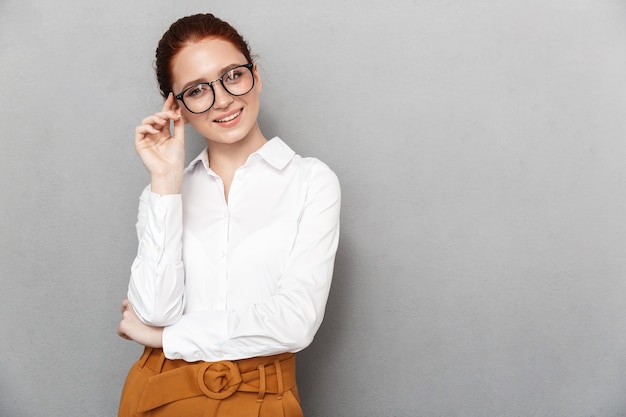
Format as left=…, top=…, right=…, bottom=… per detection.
left=212, top=81, right=234, bottom=109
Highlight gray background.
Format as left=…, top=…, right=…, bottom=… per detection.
left=2, top=1, right=626, bottom=416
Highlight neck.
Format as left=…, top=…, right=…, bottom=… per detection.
left=207, top=125, right=267, bottom=170
left=206, top=124, right=267, bottom=200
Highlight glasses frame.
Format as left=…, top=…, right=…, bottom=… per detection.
left=174, top=63, right=255, bottom=114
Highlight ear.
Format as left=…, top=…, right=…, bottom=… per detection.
left=253, top=63, right=263, bottom=93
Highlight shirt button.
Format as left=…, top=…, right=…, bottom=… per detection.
left=219, top=251, right=225, bottom=258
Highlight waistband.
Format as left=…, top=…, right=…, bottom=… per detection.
left=137, top=347, right=297, bottom=412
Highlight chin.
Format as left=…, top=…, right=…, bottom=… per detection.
left=205, top=128, right=253, bottom=145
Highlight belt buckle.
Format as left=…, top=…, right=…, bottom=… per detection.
left=197, top=361, right=243, bottom=400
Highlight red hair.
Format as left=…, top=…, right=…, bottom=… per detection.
left=155, top=13, right=254, bottom=98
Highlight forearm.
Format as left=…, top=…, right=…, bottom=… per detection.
left=161, top=263, right=336, bottom=362
left=128, top=188, right=185, bottom=326
left=128, top=258, right=185, bottom=326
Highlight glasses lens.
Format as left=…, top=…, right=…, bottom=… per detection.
left=182, top=83, right=214, bottom=114
left=222, top=65, right=254, bottom=97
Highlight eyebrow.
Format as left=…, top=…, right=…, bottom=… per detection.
left=178, top=63, right=247, bottom=92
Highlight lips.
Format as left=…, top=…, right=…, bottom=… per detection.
left=214, top=109, right=242, bottom=123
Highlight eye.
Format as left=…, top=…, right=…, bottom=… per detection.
left=224, top=69, right=243, bottom=83
left=184, top=83, right=211, bottom=98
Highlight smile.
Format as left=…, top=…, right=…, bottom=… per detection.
left=215, top=110, right=241, bottom=123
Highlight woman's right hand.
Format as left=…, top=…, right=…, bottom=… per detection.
left=135, top=93, right=186, bottom=195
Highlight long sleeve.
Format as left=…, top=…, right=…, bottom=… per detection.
left=162, top=160, right=341, bottom=361
left=127, top=186, right=185, bottom=326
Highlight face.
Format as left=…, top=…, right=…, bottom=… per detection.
left=171, top=38, right=263, bottom=147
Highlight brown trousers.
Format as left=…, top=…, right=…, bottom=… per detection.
left=118, top=347, right=304, bottom=417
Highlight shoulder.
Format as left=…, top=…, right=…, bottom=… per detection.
left=297, top=156, right=339, bottom=182
left=264, top=137, right=340, bottom=191
left=290, top=155, right=341, bottom=200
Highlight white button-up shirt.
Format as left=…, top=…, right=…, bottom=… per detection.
left=127, top=137, right=341, bottom=362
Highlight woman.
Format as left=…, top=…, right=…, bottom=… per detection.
left=116, top=13, right=341, bottom=417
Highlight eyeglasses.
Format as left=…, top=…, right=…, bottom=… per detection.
left=174, top=63, right=255, bottom=114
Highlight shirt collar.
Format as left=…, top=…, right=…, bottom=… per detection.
left=253, top=137, right=295, bottom=170
left=186, top=147, right=210, bottom=174
left=186, top=136, right=295, bottom=173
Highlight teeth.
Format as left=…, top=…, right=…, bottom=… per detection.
left=216, top=111, right=240, bottom=123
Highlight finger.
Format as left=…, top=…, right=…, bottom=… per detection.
left=117, top=326, right=132, bottom=340
left=135, top=123, right=169, bottom=140
left=173, top=108, right=185, bottom=144
left=135, top=125, right=161, bottom=137
left=135, top=124, right=161, bottom=138
left=141, top=115, right=169, bottom=128
left=138, top=113, right=179, bottom=139
left=153, top=111, right=181, bottom=123
left=161, top=92, right=176, bottom=113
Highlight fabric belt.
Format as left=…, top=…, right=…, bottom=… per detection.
left=136, top=348, right=296, bottom=412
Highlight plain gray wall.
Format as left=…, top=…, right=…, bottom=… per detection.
left=2, top=1, right=626, bottom=416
